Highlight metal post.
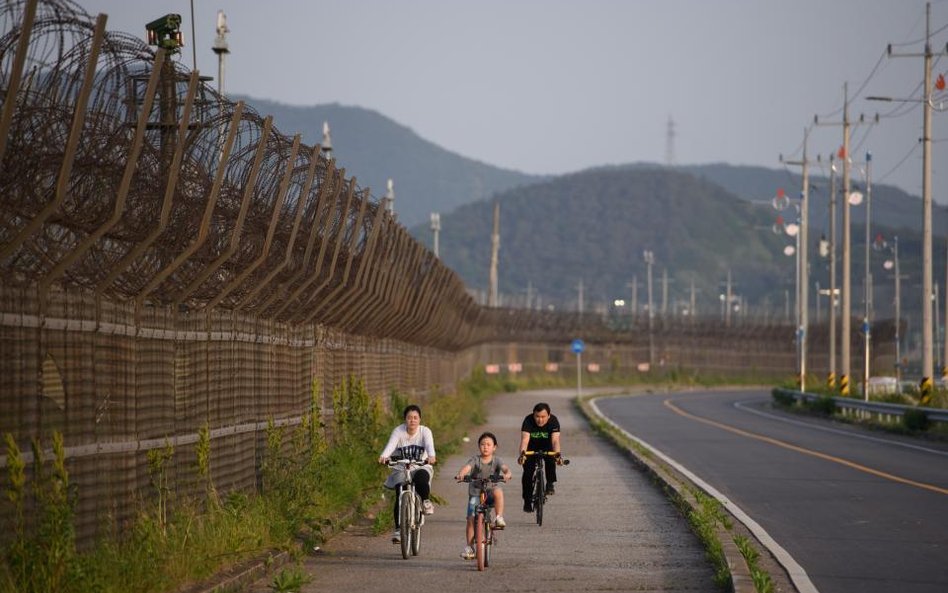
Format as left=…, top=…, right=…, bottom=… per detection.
left=829, top=155, right=838, bottom=389
left=576, top=351, right=582, bottom=398
left=841, top=82, right=852, bottom=396
left=430, top=212, right=441, bottom=257
left=644, top=250, right=655, bottom=365
left=863, top=152, right=872, bottom=400
left=920, top=4, right=935, bottom=400
left=895, top=237, right=902, bottom=383
left=944, top=241, right=948, bottom=380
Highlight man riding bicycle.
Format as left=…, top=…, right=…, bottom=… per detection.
left=518, top=402, right=561, bottom=512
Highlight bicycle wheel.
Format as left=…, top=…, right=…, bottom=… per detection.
left=410, top=495, right=422, bottom=556
left=534, top=462, right=545, bottom=526
left=484, top=524, right=492, bottom=567
left=399, top=493, right=412, bottom=559
left=474, top=512, right=486, bottom=571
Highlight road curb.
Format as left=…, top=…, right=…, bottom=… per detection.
left=576, top=395, right=761, bottom=593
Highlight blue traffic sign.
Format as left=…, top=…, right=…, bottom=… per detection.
left=571, top=339, right=585, bottom=354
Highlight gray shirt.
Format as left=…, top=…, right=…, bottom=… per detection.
left=464, top=455, right=506, bottom=497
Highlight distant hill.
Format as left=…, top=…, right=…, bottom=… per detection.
left=412, top=166, right=791, bottom=313
left=680, top=163, right=946, bottom=236
left=233, top=97, right=942, bottom=316
left=409, top=165, right=937, bottom=318
left=233, top=97, right=545, bottom=227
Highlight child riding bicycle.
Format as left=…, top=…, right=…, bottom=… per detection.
left=454, top=431, right=512, bottom=560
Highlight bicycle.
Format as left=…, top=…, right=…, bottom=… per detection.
left=387, top=457, right=426, bottom=559
left=520, top=450, right=569, bottom=526
left=460, top=475, right=503, bottom=571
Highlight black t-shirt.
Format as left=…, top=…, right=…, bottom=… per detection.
left=521, top=413, right=560, bottom=451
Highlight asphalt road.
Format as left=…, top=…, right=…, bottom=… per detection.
left=247, top=388, right=716, bottom=592
left=596, top=389, right=948, bottom=593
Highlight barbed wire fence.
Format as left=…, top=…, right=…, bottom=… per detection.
left=0, top=0, right=849, bottom=544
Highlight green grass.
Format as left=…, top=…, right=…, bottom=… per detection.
left=1, top=371, right=515, bottom=593
left=734, top=535, right=774, bottom=593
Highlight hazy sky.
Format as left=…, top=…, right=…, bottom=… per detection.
left=77, top=0, right=948, bottom=202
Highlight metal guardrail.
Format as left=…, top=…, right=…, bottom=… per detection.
left=774, top=388, right=948, bottom=425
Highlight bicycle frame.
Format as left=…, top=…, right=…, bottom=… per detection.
left=522, top=450, right=568, bottom=527
left=388, top=458, right=425, bottom=559
left=461, top=476, right=501, bottom=571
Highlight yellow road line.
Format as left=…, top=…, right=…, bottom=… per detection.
left=663, top=399, right=948, bottom=496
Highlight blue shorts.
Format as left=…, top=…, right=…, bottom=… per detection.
left=466, top=492, right=496, bottom=518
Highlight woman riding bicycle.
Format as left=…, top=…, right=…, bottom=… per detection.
left=379, top=404, right=437, bottom=543
left=518, top=402, right=561, bottom=512
left=454, top=431, right=511, bottom=560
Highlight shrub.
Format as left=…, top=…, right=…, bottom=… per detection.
left=804, top=395, right=836, bottom=416
left=903, top=409, right=930, bottom=432
left=771, top=389, right=796, bottom=407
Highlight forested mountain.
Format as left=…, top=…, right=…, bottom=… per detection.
left=233, top=97, right=545, bottom=227
left=411, top=166, right=791, bottom=313
left=409, top=165, right=936, bottom=320
left=238, top=96, right=942, bottom=318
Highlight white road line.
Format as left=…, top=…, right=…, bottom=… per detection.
left=733, top=399, right=948, bottom=457
left=589, top=397, right=820, bottom=593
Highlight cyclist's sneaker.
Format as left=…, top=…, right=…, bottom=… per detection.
left=460, top=545, right=475, bottom=560
left=522, top=500, right=533, bottom=513
left=391, top=530, right=401, bottom=544
left=422, top=499, right=434, bottom=515
left=545, top=483, right=555, bottom=495
left=493, top=515, right=506, bottom=529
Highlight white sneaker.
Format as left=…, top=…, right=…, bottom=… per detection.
left=493, top=515, right=506, bottom=529
left=460, top=545, right=475, bottom=560
left=422, top=499, right=434, bottom=515
left=392, top=530, right=401, bottom=543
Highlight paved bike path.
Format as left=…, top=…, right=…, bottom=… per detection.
left=247, top=388, right=714, bottom=592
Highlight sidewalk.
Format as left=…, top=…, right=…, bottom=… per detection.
left=246, top=388, right=714, bottom=592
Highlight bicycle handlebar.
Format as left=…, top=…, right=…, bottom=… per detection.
left=458, top=475, right=504, bottom=484
left=521, top=450, right=570, bottom=465
left=386, top=458, right=427, bottom=468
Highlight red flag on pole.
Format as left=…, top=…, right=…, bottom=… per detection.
left=936, top=73, right=946, bottom=91
left=837, top=146, right=846, bottom=159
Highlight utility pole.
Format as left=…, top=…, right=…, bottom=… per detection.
left=726, top=268, right=733, bottom=328
left=780, top=128, right=811, bottom=391
left=828, top=155, right=837, bottom=389
left=629, top=276, right=638, bottom=319
left=815, top=85, right=876, bottom=395
left=862, top=153, right=873, bottom=400
left=841, top=83, right=852, bottom=396
left=644, top=250, right=655, bottom=365
left=661, top=267, right=668, bottom=318
left=576, top=279, right=584, bottom=314
left=690, top=276, right=696, bottom=324
left=872, top=2, right=948, bottom=404
left=488, top=202, right=500, bottom=307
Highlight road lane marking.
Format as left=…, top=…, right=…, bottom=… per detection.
left=733, top=399, right=948, bottom=457
left=664, top=398, right=948, bottom=496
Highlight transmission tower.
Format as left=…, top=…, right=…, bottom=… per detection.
left=665, top=116, right=676, bottom=166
